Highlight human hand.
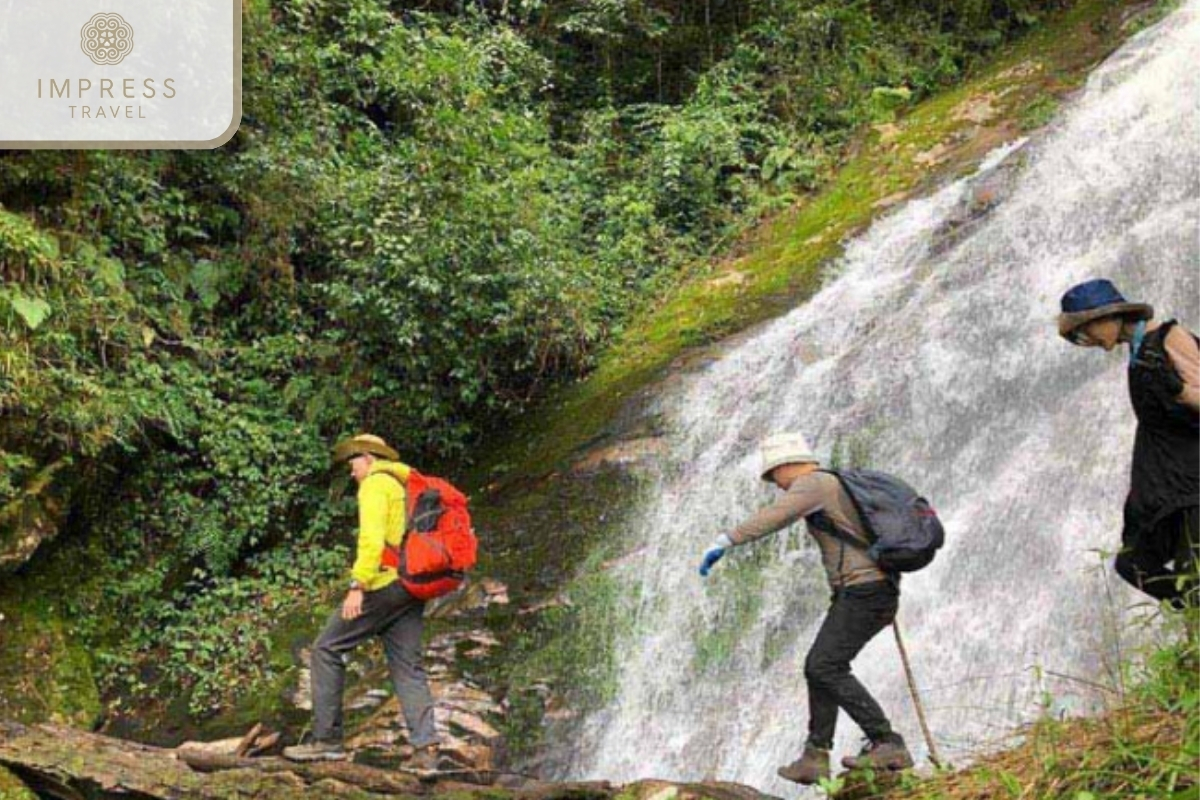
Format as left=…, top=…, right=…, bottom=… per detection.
left=342, top=589, right=364, bottom=620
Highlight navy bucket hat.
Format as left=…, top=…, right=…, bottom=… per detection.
left=1057, top=279, right=1153, bottom=343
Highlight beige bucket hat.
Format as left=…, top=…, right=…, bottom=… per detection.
left=332, top=433, right=400, bottom=464
left=759, top=432, right=819, bottom=481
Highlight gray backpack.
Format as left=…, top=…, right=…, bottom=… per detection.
left=821, top=469, right=945, bottom=573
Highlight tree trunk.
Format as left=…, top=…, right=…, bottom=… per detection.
left=0, top=721, right=775, bottom=800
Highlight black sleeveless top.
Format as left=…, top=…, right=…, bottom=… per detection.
left=1122, top=320, right=1200, bottom=543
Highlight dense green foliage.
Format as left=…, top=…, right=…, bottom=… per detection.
left=2, top=0, right=1070, bottom=720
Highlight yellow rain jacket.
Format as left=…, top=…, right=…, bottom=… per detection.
left=351, top=460, right=411, bottom=591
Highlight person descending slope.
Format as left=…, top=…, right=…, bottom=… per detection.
left=1058, top=279, right=1200, bottom=607
left=698, top=433, right=941, bottom=785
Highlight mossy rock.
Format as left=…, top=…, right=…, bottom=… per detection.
left=0, top=458, right=72, bottom=573
left=0, top=594, right=100, bottom=729
left=133, top=602, right=326, bottom=746
left=0, top=766, right=36, bottom=800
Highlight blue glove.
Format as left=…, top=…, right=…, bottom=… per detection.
left=699, top=534, right=734, bottom=577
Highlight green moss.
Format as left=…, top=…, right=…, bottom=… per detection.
left=0, top=457, right=72, bottom=562
left=475, top=0, right=1152, bottom=492
left=829, top=424, right=885, bottom=471
left=0, top=592, right=101, bottom=728
left=0, top=767, right=36, bottom=800
left=1020, top=95, right=1060, bottom=131
left=498, top=543, right=641, bottom=758
left=475, top=467, right=645, bottom=598
left=457, top=464, right=652, bottom=759
left=693, top=558, right=766, bottom=675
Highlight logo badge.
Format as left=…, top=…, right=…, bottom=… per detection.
left=80, top=13, right=135, bottom=66
left=1, top=0, right=240, bottom=148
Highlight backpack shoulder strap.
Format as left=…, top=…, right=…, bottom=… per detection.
left=372, top=470, right=408, bottom=504
left=812, top=469, right=877, bottom=550
left=372, top=470, right=414, bottom=551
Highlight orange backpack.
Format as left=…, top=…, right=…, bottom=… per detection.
left=380, top=471, right=477, bottom=600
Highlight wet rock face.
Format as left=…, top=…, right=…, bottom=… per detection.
left=427, top=578, right=510, bottom=620
left=570, top=438, right=669, bottom=474
left=929, top=137, right=1032, bottom=257
left=621, top=781, right=784, bottom=800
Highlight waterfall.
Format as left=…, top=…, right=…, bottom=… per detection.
left=567, top=3, right=1200, bottom=792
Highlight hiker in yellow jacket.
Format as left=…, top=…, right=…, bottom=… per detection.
left=283, top=434, right=441, bottom=770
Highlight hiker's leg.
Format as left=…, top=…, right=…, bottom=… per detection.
left=310, top=584, right=410, bottom=743
left=1171, top=506, right=1199, bottom=608
left=804, top=582, right=898, bottom=742
left=1113, top=522, right=1180, bottom=604
left=311, top=612, right=376, bottom=742
left=1117, top=512, right=1190, bottom=604
left=381, top=585, right=439, bottom=749
left=804, top=609, right=841, bottom=749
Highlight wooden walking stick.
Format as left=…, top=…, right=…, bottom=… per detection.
left=892, top=618, right=943, bottom=768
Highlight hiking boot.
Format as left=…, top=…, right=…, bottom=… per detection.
left=841, top=735, right=913, bottom=771
left=281, top=740, right=347, bottom=762
left=407, top=744, right=442, bottom=773
left=777, top=744, right=831, bottom=785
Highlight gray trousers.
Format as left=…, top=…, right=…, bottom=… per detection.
left=310, top=581, right=439, bottom=747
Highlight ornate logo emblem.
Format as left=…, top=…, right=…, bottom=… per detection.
left=80, top=13, right=134, bottom=66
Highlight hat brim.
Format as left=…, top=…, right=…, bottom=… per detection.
left=1058, top=302, right=1153, bottom=343
left=760, top=455, right=820, bottom=482
left=332, top=439, right=400, bottom=464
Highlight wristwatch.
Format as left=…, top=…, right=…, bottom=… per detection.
left=348, top=580, right=363, bottom=592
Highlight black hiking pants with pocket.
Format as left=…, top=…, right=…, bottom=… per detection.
left=804, top=579, right=898, bottom=750
left=1116, top=505, right=1199, bottom=608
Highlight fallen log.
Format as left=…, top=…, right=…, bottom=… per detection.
left=175, top=750, right=427, bottom=793
left=0, top=721, right=425, bottom=800
left=0, top=721, right=779, bottom=800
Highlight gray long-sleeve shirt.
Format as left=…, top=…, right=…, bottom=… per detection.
left=731, top=471, right=887, bottom=590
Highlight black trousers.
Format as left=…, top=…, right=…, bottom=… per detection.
left=1116, top=506, right=1199, bottom=608
left=804, top=580, right=899, bottom=750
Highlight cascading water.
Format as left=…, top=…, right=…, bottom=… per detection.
left=565, top=3, right=1200, bottom=793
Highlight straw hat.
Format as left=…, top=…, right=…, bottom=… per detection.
left=759, top=432, right=819, bottom=481
left=332, top=434, right=400, bottom=464
left=1057, top=279, right=1153, bottom=344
